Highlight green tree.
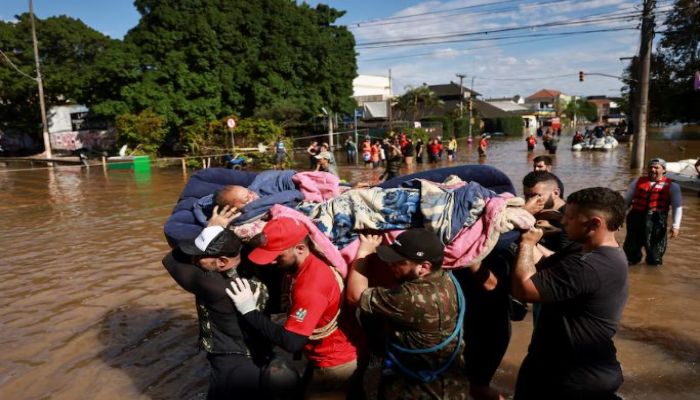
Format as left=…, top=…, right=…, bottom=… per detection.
left=621, top=1, right=700, bottom=123
left=0, top=14, right=117, bottom=136
left=116, top=0, right=356, bottom=133
left=564, top=99, right=598, bottom=122
left=115, top=109, right=168, bottom=156
left=394, top=85, right=444, bottom=123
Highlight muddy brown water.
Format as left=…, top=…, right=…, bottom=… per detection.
left=1, top=130, right=698, bottom=399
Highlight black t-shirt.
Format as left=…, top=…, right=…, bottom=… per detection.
left=539, top=205, right=577, bottom=254
left=528, top=246, right=628, bottom=391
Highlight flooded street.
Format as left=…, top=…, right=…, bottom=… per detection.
left=1, top=131, right=698, bottom=399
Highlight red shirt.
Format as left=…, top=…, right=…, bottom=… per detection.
left=284, top=254, right=358, bottom=367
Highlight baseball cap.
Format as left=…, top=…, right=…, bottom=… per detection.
left=248, top=217, right=309, bottom=265
left=315, top=151, right=332, bottom=160
left=648, top=158, right=666, bottom=168
left=179, top=226, right=242, bottom=257
left=377, top=229, right=444, bottom=265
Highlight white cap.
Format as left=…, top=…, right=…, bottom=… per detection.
left=194, top=226, right=225, bottom=252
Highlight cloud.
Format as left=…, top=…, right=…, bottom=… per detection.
left=353, top=0, right=639, bottom=98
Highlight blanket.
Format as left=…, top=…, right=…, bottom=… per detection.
left=305, top=187, right=421, bottom=249
left=248, top=170, right=297, bottom=196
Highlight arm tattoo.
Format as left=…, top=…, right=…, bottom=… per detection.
left=515, top=243, right=537, bottom=282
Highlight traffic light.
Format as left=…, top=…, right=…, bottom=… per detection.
left=579, top=71, right=584, bottom=82
left=467, top=99, right=472, bottom=112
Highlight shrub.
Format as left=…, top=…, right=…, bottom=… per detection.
left=115, top=109, right=168, bottom=156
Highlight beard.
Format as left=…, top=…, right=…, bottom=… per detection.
left=543, top=194, right=555, bottom=210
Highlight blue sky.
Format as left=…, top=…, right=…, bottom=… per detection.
left=2, top=0, right=671, bottom=99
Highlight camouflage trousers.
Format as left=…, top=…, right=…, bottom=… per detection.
left=378, top=367, right=468, bottom=400
left=623, top=210, right=668, bottom=265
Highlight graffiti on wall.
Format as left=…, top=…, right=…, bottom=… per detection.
left=50, top=129, right=117, bottom=151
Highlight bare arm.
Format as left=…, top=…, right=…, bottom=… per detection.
left=346, top=234, right=382, bottom=306
left=511, top=228, right=544, bottom=302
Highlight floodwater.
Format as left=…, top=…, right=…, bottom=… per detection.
left=1, top=129, right=698, bottom=399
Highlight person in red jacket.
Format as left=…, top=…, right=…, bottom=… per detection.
left=526, top=134, right=537, bottom=152
left=622, top=158, right=683, bottom=266
left=478, top=133, right=490, bottom=157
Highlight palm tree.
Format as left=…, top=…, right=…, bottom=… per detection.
left=395, top=85, right=444, bottom=124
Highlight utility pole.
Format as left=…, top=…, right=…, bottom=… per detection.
left=388, top=69, right=393, bottom=133
left=631, top=0, right=655, bottom=170
left=456, top=73, right=466, bottom=118
left=29, top=0, right=51, bottom=159
left=469, top=76, right=475, bottom=140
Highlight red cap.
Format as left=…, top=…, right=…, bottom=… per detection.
left=249, top=217, right=309, bottom=265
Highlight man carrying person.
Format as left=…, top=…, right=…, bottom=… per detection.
left=522, top=171, right=573, bottom=254
left=346, top=229, right=466, bottom=400
left=511, top=187, right=629, bottom=400
left=226, top=217, right=361, bottom=399
left=532, top=156, right=565, bottom=198
left=622, top=158, right=682, bottom=266
left=162, top=207, right=299, bottom=399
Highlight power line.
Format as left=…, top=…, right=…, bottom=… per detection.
left=357, top=14, right=644, bottom=49
left=349, top=0, right=675, bottom=30
left=360, top=28, right=638, bottom=62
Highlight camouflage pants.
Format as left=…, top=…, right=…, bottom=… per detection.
left=378, top=368, right=468, bottom=400
left=623, top=210, right=668, bottom=265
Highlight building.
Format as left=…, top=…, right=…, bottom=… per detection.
left=586, top=96, right=625, bottom=124
left=427, top=82, right=481, bottom=117
left=352, top=75, right=393, bottom=119
left=524, top=89, right=571, bottom=124
left=485, top=96, right=537, bottom=136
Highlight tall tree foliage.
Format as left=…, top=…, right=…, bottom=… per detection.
left=621, top=0, right=700, bottom=123
left=0, top=14, right=116, bottom=134
left=105, top=0, right=357, bottom=131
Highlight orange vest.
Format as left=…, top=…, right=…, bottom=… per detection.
left=631, top=176, right=672, bottom=212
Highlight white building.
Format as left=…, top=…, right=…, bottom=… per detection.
left=352, top=75, right=392, bottom=119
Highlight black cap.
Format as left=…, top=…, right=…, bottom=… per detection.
left=179, top=226, right=242, bottom=257
left=377, top=229, right=444, bottom=265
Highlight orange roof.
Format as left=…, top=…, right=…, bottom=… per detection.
left=525, top=89, right=562, bottom=100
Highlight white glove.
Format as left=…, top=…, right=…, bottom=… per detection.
left=225, top=278, right=260, bottom=315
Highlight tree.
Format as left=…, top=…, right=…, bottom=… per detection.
left=115, top=0, right=357, bottom=132
left=620, top=1, right=700, bottom=123
left=564, top=99, right=598, bottom=123
left=394, top=85, right=444, bottom=123
left=0, top=14, right=117, bottom=136
left=657, top=0, right=700, bottom=122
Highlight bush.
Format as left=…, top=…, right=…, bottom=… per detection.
left=235, top=118, right=290, bottom=169
left=115, top=109, right=168, bottom=156
left=495, top=117, right=524, bottom=136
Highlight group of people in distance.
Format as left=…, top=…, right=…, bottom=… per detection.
left=162, top=149, right=683, bottom=399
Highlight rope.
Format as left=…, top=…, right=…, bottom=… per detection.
left=384, top=271, right=466, bottom=383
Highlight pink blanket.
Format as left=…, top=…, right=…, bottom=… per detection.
left=443, top=195, right=534, bottom=268
left=293, top=171, right=341, bottom=203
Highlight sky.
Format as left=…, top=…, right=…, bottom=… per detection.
left=2, top=0, right=672, bottom=99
